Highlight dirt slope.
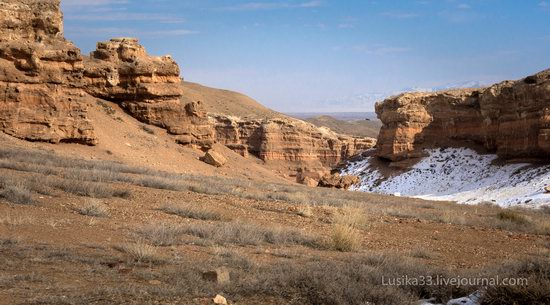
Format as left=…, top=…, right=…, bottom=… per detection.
left=181, top=82, right=283, bottom=119
left=305, top=115, right=382, bottom=138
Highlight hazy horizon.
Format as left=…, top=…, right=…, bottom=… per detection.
left=62, top=0, right=550, bottom=112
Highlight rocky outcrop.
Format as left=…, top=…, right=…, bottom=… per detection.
left=0, top=0, right=96, bottom=144
left=212, top=115, right=376, bottom=167
left=83, top=38, right=215, bottom=147
left=318, top=173, right=360, bottom=189
left=376, top=69, right=550, bottom=162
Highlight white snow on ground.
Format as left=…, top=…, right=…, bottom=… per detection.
left=342, top=148, right=550, bottom=208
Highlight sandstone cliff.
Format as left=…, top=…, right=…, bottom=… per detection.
left=0, top=0, right=375, bottom=175
left=212, top=115, right=375, bottom=167
left=375, top=69, right=550, bottom=162
left=0, top=0, right=96, bottom=144
left=83, top=38, right=215, bottom=147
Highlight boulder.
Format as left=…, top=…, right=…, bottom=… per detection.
left=201, top=150, right=227, bottom=167
left=545, top=185, right=550, bottom=193
left=319, top=173, right=360, bottom=190
left=202, top=267, right=230, bottom=284
left=301, top=177, right=319, bottom=187
left=212, top=294, right=228, bottom=305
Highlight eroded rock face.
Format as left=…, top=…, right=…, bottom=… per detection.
left=0, top=0, right=97, bottom=144
left=83, top=38, right=214, bottom=147
left=376, top=69, right=550, bottom=162
left=212, top=115, right=376, bottom=167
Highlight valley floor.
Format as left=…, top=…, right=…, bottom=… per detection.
left=0, top=144, right=549, bottom=304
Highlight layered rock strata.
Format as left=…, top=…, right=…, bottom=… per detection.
left=376, top=69, right=550, bottom=162
left=212, top=115, right=376, bottom=167
left=0, top=0, right=96, bottom=144
left=83, top=38, right=215, bottom=147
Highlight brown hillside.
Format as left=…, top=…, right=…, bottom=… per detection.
left=181, top=81, right=283, bottom=119
left=305, top=115, right=382, bottom=138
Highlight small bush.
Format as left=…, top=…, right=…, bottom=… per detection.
left=160, top=203, right=225, bottom=221
left=330, top=224, right=361, bottom=252
left=137, top=224, right=181, bottom=246
left=115, top=241, right=161, bottom=263
left=76, top=201, right=109, bottom=218
left=296, top=205, right=313, bottom=218
left=0, top=185, right=34, bottom=205
left=181, top=222, right=320, bottom=248
left=497, top=210, right=531, bottom=225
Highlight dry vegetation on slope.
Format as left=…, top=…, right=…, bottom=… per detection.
left=0, top=145, right=549, bottom=305
left=305, top=115, right=382, bottom=138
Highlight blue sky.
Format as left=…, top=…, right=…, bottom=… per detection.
left=62, top=0, right=550, bottom=112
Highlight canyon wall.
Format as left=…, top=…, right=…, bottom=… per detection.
left=212, top=115, right=376, bottom=167
left=0, top=0, right=96, bottom=144
left=83, top=38, right=215, bottom=148
left=376, top=69, right=550, bottom=162
left=0, top=0, right=374, bottom=171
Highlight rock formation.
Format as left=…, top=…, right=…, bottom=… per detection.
left=0, top=0, right=374, bottom=173
left=0, top=0, right=96, bottom=144
left=212, top=115, right=376, bottom=167
left=376, top=69, right=550, bottom=162
left=83, top=38, right=215, bottom=147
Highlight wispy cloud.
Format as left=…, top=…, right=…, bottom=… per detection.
left=457, top=3, right=471, bottom=10
left=381, top=11, right=420, bottom=19
left=63, top=0, right=129, bottom=8
left=66, top=13, right=185, bottom=23
left=219, top=1, right=323, bottom=11
left=66, top=27, right=198, bottom=38
left=540, top=1, right=550, bottom=7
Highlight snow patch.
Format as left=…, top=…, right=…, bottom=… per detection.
left=342, top=148, right=550, bottom=208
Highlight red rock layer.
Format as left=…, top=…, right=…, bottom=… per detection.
left=0, top=0, right=96, bottom=144
left=83, top=38, right=215, bottom=147
left=212, top=115, right=376, bottom=167
left=375, top=69, right=550, bottom=162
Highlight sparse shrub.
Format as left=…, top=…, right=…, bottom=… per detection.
left=330, top=224, right=361, bottom=252
left=0, top=185, right=34, bottom=205
left=410, top=247, right=436, bottom=259
left=180, top=222, right=320, bottom=248
left=481, top=258, right=550, bottom=305
left=333, top=206, right=367, bottom=228
left=137, top=223, right=181, bottom=246
left=160, top=203, right=225, bottom=221
left=51, top=179, right=130, bottom=199
left=115, top=241, right=161, bottom=263
left=76, top=201, right=109, bottom=218
left=296, top=204, right=313, bottom=218
left=497, top=210, right=531, bottom=225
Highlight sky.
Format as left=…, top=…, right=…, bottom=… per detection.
left=62, top=0, right=550, bottom=112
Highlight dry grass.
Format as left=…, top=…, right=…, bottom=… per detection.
left=115, top=241, right=161, bottom=263
left=296, top=204, right=313, bottom=218
left=160, top=203, right=226, bottom=221
left=0, top=183, right=34, bottom=205
left=329, top=206, right=366, bottom=252
left=330, top=224, right=362, bottom=252
left=137, top=223, right=182, bottom=246
left=0, top=146, right=548, bottom=237
left=180, top=222, right=321, bottom=248
left=75, top=200, right=110, bottom=218
left=0, top=214, right=34, bottom=226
